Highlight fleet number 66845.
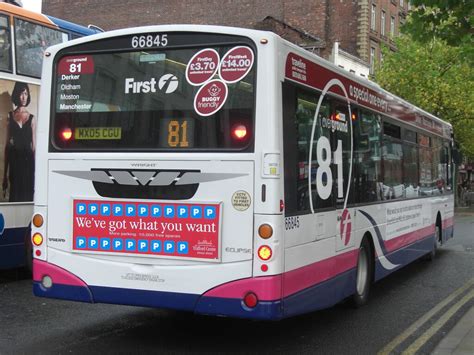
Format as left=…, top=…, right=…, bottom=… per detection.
left=131, top=34, right=168, bottom=48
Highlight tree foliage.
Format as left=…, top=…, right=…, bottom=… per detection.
left=375, top=35, right=474, bottom=158
left=403, top=0, right=473, bottom=62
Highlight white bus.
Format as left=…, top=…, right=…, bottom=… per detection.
left=32, top=25, right=454, bottom=319
left=0, top=3, right=99, bottom=270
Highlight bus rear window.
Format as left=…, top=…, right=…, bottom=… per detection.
left=51, top=44, right=255, bottom=151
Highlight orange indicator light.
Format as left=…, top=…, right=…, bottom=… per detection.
left=258, top=224, right=273, bottom=239
left=32, top=214, right=44, bottom=228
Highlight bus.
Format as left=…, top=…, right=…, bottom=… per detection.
left=45, top=15, right=103, bottom=39
left=0, top=2, right=99, bottom=270
left=32, top=25, right=455, bottom=319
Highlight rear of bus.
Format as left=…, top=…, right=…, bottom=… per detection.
left=32, top=26, right=284, bottom=319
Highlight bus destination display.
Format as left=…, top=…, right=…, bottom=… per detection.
left=57, top=55, right=95, bottom=112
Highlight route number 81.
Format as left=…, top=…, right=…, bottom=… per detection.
left=316, top=136, right=343, bottom=200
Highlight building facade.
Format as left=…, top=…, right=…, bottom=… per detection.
left=42, top=0, right=409, bottom=75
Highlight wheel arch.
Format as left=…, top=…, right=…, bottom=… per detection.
left=361, top=231, right=375, bottom=283
left=436, top=211, right=442, bottom=243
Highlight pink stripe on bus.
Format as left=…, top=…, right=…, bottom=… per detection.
left=204, top=249, right=358, bottom=301
left=384, top=216, right=454, bottom=253
left=202, top=275, right=282, bottom=300
left=443, top=217, right=454, bottom=228
left=282, top=249, right=358, bottom=298
left=33, top=259, right=88, bottom=287
left=384, top=225, right=434, bottom=253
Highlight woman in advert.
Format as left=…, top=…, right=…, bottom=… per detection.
left=3, top=81, right=36, bottom=202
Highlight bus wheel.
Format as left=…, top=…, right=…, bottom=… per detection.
left=426, top=221, right=442, bottom=261
left=352, top=237, right=373, bottom=307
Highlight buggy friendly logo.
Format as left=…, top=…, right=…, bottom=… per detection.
left=125, top=74, right=178, bottom=94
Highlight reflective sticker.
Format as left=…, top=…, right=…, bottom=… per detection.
left=219, top=46, right=254, bottom=83
left=231, top=190, right=251, bottom=211
left=186, top=48, right=220, bottom=86
left=193, top=79, right=228, bottom=117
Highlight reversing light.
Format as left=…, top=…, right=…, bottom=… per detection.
left=32, top=214, right=44, bottom=228
left=61, top=127, right=72, bottom=141
left=41, top=275, right=53, bottom=289
left=232, top=124, right=247, bottom=140
left=258, top=245, right=272, bottom=261
left=258, top=224, right=273, bottom=239
left=32, top=233, right=43, bottom=246
left=243, top=292, right=258, bottom=308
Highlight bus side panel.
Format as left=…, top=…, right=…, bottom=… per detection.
left=0, top=203, right=32, bottom=269
left=282, top=237, right=358, bottom=317
left=0, top=227, right=27, bottom=268
left=282, top=268, right=356, bottom=318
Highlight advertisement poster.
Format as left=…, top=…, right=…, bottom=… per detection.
left=386, top=200, right=428, bottom=240
left=219, top=46, right=254, bottom=83
left=0, top=79, right=39, bottom=202
left=72, top=199, right=222, bottom=261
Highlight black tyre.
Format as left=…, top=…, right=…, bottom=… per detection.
left=426, top=221, right=442, bottom=261
left=352, top=237, right=373, bottom=307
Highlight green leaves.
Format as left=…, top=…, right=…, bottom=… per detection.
left=403, top=0, right=473, bottom=62
left=375, top=36, right=474, bottom=158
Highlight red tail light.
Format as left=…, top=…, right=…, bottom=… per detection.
left=243, top=292, right=258, bottom=308
left=61, top=127, right=73, bottom=141
left=232, top=124, right=247, bottom=140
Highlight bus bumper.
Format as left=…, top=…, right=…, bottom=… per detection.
left=33, top=259, right=284, bottom=320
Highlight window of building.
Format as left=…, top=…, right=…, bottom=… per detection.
left=400, top=0, right=404, bottom=7
left=371, top=4, right=377, bottom=31
left=381, top=10, right=386, bottom=36
left=390, top=16, right=395, bottom=36
left=370, top=47, right=376, bottom=74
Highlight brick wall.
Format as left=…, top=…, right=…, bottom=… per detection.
left=327, top=0, right=359, bottom=56
left=44, top=1, right=296, bottom=33
left=43, top=0, right=334, bottom=55
left=42, top=0, right=387, bottom=62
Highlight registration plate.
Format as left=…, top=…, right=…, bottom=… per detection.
left=74, top=127, right=122, bottom=140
